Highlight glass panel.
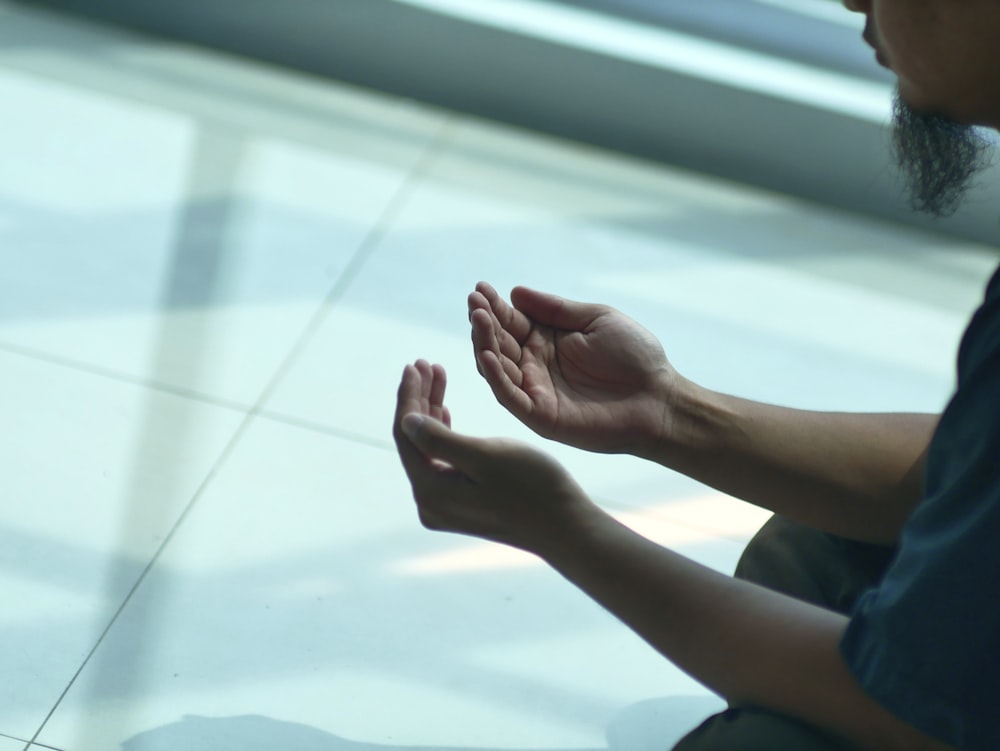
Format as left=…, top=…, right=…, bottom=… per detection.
left=547, top=0, right=890, bottom=80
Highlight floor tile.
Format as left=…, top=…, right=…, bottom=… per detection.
left=0, top=349, right=244, bottom=738
left=37, top=417, right=727, bottom=751
left=0, top=15, right=447, bottom=406
left=7, top=7, right=1000, bottom=751
left=0, top=737, right=26, bottom=751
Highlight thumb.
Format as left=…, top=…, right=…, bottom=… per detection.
left=510, top=286, right=605, bottom=331
left=401, top=414, right=485, bottom=470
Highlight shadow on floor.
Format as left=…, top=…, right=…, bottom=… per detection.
left=121, top=696, right=723, bottom=751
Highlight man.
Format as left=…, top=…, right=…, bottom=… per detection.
left=393, top=1, right=1000, bottom=749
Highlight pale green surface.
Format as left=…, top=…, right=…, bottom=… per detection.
left=1, top=4, right=996, bottom=751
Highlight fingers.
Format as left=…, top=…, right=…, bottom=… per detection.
left=394, top=360, right=450, bottom=473
left=394, top=362, right=423, bottom=427
left=471, top=282, right=533, bottom=341
left=469, top=306, right=536, bottom=422
left=469, top=283, right=532, bottom=369
left=426, top=361, right=449, bottom=426
left=477, top=349, right=535, bottom=421
left=469, top=281, right=535, bottom=390
left=394, top=361, right=466, bottom=530
left=468, top=300, right=523, bottom=379
left=468, top=282, right=548, bottom=424
left=472, top=282, right=605, bottom=335
left=510, top=286, right=605, bottom=331
left=401, top=413, right=485, bottom=473
left=394, top=363, right=431, bottom=480
left=470, top=308, right=523, bottom=387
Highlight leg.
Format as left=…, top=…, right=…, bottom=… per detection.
left=671, top=515, right=897, bottom=750
left=734, top=514, right=896, bottom=614
left=672, top=706, right=858, bottom=751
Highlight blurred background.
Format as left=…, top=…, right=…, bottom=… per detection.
left=15, top=0, right=1000, bottom=242
left=1, top=2, right=997, bottom=751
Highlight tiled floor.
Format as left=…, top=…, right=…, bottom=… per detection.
left=2, top=5, right=998, bottom=751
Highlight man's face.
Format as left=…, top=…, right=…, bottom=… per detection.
left=843, top=0, right=1000, bottom=215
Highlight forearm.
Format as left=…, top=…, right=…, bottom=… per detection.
left=541, top=506, right=952, bottom=751
left=644, top=376, right=937, bottom=544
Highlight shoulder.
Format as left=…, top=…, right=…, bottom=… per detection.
left=956, top=262, right=1000, bottom=379
left=931, top=262, right=1000, bottom=478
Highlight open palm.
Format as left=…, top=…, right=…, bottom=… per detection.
left=469, top=282, right=677, bottom=454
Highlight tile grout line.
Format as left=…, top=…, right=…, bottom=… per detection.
left=0, top=340, right=253, bottom=416
left=254, top=407, right=395, bottom=452
left=22, top=741, right=62, bottom=751
left=25, top=115, right=459, bottom=748
left=0, top=341, right=400, bottom=454
left=25, top=407, right=257, bottom=748
left=248, top=115, right=461, bottom=412
left=0, top=337, right=398, bottom=453
left=0, top=733, right=31, bottom=751
left=326, top=115, right=460, bottom=307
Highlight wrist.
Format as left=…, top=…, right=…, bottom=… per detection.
left=532, top=497, right=616, bottom=565
left=638, top=372, right=733, bottom=470
left=637, top=370, right=699, bottom=459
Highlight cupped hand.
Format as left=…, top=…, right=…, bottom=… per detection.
left=393, top=360, right=593, bottom=554
left=468, top=282, right=680, bottom=455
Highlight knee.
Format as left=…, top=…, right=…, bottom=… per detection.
left=735, top=515, right=822, bottom=585
left=733, top=515, right=893, bottom=612
left=672, top=707, right=858, bottom=751
left=733, top=515, right=845, bottom=608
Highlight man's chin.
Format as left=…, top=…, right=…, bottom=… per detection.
left=895, top=85, right=957, bottom=122
left=891, top=90, right=993, bottom=217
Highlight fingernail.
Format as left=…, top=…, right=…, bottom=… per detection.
left=401, top=413, right=425, bottom=439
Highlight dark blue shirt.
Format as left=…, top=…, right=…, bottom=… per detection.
left=842, top=264, right=1000, bottom=751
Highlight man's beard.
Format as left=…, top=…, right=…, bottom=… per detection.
left=891, top=90, right=993, bottom=217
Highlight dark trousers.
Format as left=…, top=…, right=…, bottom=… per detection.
left=671, top=515, right=896, bottom=751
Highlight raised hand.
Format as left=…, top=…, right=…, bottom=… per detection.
left=468, top=282, right=683, bottom=455
left=393, top=360, right=595, bottom=554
